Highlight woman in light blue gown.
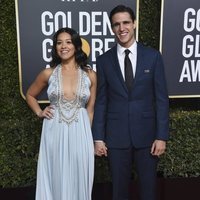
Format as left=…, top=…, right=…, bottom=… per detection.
left=26, top=27, right=96, bottom=200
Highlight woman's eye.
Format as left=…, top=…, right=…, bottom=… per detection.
left=66, top=41, right=72, bottom=44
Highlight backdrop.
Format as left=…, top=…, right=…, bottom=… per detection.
left=160, top=0, right=200, bottom=98
left=15, top=0, right=137, bottom=101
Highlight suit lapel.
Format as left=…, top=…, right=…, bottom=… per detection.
left=133, top=42, right=143, bottom=88
left=110, top=46, right=128, bottom=92
left=109, top=43, right=144, bottom=93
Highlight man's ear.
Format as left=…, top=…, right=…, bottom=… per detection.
left=133, top=20, right=137, bottom=30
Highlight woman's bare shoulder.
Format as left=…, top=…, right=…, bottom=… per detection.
left=38, top=67, right=55, bottom=80
left=85, top=68, right=96, bottom=82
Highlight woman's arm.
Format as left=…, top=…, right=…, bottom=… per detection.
left=26, top=68, right=53, bottom=118
left=86, top=69, right=97, bottom=125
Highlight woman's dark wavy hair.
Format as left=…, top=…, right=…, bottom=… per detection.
left=50, top=27, right=89, bottom=70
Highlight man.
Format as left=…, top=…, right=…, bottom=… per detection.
left=92, top=4, right=169, bottom=200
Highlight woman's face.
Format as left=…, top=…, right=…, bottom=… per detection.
left=56, top=32, right=76, bottom=62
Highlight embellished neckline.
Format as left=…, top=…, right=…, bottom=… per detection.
left=56, top=64, right=85, bottom=125
left=60, top=65, right=81, bottom=102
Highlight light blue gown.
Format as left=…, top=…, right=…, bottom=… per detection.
left=35, top=65, right=94, bottom=200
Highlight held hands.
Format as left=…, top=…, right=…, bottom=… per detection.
left=37, top=105, right=55, bottom=119
left=151, top=140, right=166, bottom=156
left=94, top=141, right=108, bottom=157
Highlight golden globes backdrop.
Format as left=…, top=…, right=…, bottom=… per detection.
left=15, top=0, right=137, bottom=101
left=160, top=0, right=200, bottom=98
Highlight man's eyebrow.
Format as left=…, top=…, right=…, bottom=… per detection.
left=112, top=20, right=131, bottom=26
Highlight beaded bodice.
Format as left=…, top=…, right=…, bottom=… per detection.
left=47, top=65, right=90, bottom=124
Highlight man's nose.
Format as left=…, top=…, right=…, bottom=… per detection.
left=119, top=23, right=124, bottom=31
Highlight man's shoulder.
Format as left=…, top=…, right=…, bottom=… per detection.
left=97, top=45, right=116, bottom=61
left=138, top=42, right=160, bottom=55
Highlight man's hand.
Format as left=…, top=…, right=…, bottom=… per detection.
left=94, top=141, right=108, bottom=157
left=151, top=140, right=166, bottom=156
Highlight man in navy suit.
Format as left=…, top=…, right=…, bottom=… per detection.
left=92, top=5, right=169, bottom=200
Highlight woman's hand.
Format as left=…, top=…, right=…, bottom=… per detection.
left=94, top=141, right=108, bottom=157
left=37, top=105, right=54, bottom=119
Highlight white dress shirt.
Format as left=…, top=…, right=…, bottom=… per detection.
left=117, top=41, right=137, bottom=80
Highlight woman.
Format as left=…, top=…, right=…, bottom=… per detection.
left=26, top=27, right=96, bottom=200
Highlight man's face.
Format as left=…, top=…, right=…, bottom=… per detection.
left=111, top=12, right=136, bottom=48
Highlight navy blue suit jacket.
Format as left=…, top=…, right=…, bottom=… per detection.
left=92, top=42, right=169, bottom=148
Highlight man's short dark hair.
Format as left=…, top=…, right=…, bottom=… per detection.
left=109, top=5, right=136, bottom=26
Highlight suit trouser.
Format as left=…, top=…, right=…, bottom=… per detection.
left=108, top=147, right=159, bottom=200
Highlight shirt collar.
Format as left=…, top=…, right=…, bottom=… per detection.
left=117, top=41, right=137, bottom=56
